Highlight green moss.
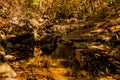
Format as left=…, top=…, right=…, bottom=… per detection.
left=32, top=0, right=39, bottom=6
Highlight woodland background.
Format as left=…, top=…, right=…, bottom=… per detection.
left=0, top=0, right=120, bottom=80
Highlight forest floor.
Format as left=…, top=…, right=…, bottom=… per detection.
left=7, top=17, right=120, bottom=80
left=0, top=1, right=120, bottom=80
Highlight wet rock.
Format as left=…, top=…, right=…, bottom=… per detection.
left=109, top=49, right=120, bottom=59
left=0, top=52, right=5, bottom=63
left=8, top=32, right=34, bottom=45
left=0, top=63, right=17, bottom=80
left=7, top=34, right=35, bottom=59
left=10, top=17, right=19, bottom=25
left=45, top=22, right=53, bottom=29
left=0, top=36, right=6, bottom=62
left=38, top=33, right=57, bottom=55
left=0, top=36, right=17, bottom=80
left=72, top=42, right=88, bottom=49
left=6, top=25, right=35, bottom=60
left=98, top=76, right=115, bottom=80
left=51, top=43, right=74, bottom=59
left=55, top=24, right=120, bottom=76
left=5, top=55, right=16, bottom=61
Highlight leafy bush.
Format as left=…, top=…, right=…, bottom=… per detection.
left=4, top=0, right=119, bottom=20
left=45, top=0, right=119, bottom=20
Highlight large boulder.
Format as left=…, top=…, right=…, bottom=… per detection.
left=37, top=33, right=57, bottom=55
left=5, top=24, right=35, bottom=60
left=0, top=63, right=17, bottom=80
left=0, top=35, right=17, bottom=80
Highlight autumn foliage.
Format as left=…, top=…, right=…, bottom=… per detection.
left=1, top=0, right=120, bottom=20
